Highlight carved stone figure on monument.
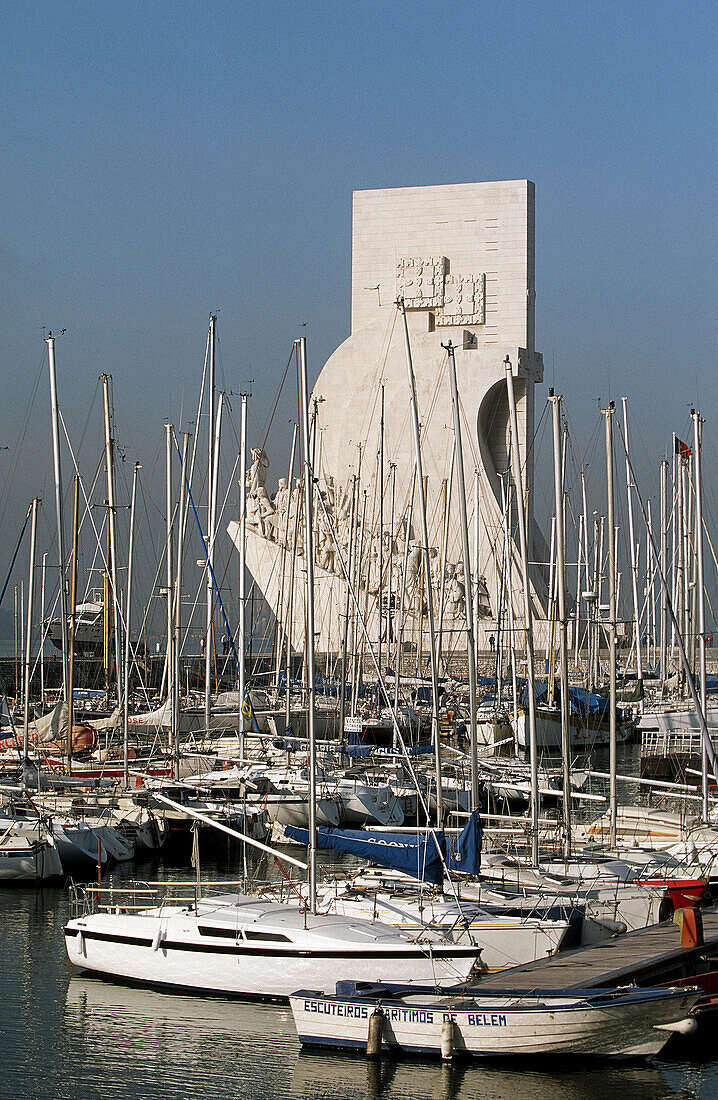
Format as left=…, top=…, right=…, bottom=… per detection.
left=316, top=492, right=336, bottom=572
left=272, top=477, right=291, bottom=544
left=335, top=479, right=352, bottom=526
left=247, top=447, right=270, bottom=493
left=245, top=448, right=275, bottom=538
left=405, top=544, right=423, bottom=589
left=446, top=565, right=466, bottom=618
left=475, top=575, right=492, bottom=619
left=289, top=480, right=305, bottom=556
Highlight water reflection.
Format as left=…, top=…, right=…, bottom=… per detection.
left=64, top=977, right=298, bottom=1099
left=1, top=850, right=716, bottom=1100
left=290, top=1049, right=677, bottom=1100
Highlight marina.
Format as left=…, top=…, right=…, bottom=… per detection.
left=2, top=174, right=718, bottom=1081
left=1, top=4, right=716, bottom=1094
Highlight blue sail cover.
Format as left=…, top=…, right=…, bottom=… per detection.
left=521, top=681, right=612, bottom=718
left=284, top=811, right=482, bottom=885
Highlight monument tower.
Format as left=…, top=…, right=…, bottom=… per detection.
left=230, top=180, right=546, bottom=656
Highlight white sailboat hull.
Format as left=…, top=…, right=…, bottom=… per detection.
left=65, top=897, right=482, bottom=1000
left=514, top=710, right=631, bottom=750
left=0, top=829, right=63, bottom=881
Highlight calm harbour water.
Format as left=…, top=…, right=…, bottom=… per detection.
left=2, top=846, right=717, bottom=1100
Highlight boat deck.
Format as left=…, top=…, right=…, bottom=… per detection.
left=474, top=905, right=718, bottom=991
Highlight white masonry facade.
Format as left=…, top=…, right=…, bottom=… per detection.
left=229, top=180, right=546, bottom=658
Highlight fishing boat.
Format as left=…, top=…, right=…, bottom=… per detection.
left=289, top=980, right=698, bottom=1058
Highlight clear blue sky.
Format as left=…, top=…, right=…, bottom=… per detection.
left=0, top=0, right=716, bottom=633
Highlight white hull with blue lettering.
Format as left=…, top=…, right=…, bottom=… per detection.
left=290, top=983, right=699, bottom=1058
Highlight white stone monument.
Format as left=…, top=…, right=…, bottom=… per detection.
left=229, top=180, right=546, bottom=657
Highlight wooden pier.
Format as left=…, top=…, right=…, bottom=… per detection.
left=476, top=906, right=718, bottom=990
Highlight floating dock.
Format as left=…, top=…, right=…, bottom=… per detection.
left=476, top=906, right=718, bottom=991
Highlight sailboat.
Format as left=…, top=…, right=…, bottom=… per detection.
left=63, top=337, right=484, bottom=999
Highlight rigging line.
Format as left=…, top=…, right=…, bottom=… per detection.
left=246, top=343, right=301, bottom=479
left=616, top=416, right=718, bottom=778
left=58, top=413, right=121, bottom=610
left=174, top=436, right=240, bottom=674
left=0, top=350, right=47, bottom=531
left=0, top=504, right=32, bottom=611
left=314, top=485, right=470, bottom=911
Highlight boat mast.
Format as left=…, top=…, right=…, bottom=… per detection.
left=693, top=410, right=708, bottom=821
left=621, top=398, right=643, bottom=697
left=550, top=391, right=571, bottom=857
left=174, top=433, right=190, bottom=761
left=394, top=469, right=416, bottom=722
left=165, top=423, right=176, bottom=775
left=604, top=402, right=618, bottom=847
left=47, top=334, right=69, bottom=703
left=40, top=552, right=46, bottom=706
left=398, top=300, right=442, bottom=825
left=660, top=458, right=669, bottom=687
left=473, top=470, right=481, bottom=683
left=238, top=392, right=248, bottom=757
left=350, top=490, right=367, bottom=720
left=445, top=341, right=479, bottom=809
left=204, top=314, right=217, bottom=738
left=67, top=474, right=80, bottom=774
left=339, top=474, right=356, bottom=739
left=387, top=461, right=397, bottom=682
left=505, top=355, right=539, bottom=865
left=275, top=423, right=298, bottom=689
left=378, top=384, right=384, bottom=692
left=123, top=462, right=140, bottom=788
left=101, top=375, right=123, bottom=710
left=298, top=336, right=317, bottom=912
left=22, top=498, right=40, bottom=772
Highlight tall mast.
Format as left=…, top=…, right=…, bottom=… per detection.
left=550, top=392, right=571, bottom=857
left=445, top=342, right=479, bottom=809
left=604, top=402, right=617, bottom=847
left=22, top=498, right=40, bottom=771
left=67, top=475, right=80, bottom=774
left=165, top=423, right=176, bottom=776
left=275, top=423, right=298, bottom=689
left=238, top=393, right=248, bottom=756
left=339, top=475, right=356, bottom=739
left=621, top=398, right=643, bottom=693
left=398, top=301, right=442, bottom=824
left=47, top=334, right=69, bottom=702
left=505, top=356, right=539, bottom=865
left=675, top=437, right=686, bottom=692
left=40, top=552, right=47, bottom=706
left=101, top=375, right=123, bottom=708
left=473, top=470, right=481, bottom=680
left=660, top=458, right=669, bottom=686
left=298, top=336, right=317, bottom=912
left=174, top=434, right=190, bottom=760
left=387, top=461, right=396, bottom=685
left=378, top=384, right=385, bottom=690
left=204, top=315, right=218, bottom=736
left=123, top=463, right=141, bottom=787
left=693, top=411, right=708, bottom=820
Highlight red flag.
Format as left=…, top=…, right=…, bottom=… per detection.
left=675, top=437, right=692, bottom=459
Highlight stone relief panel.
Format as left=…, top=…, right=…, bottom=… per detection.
left=396, top=256, right=446, bottom=310
left=396, top=258, right=485, bottom=326
left=436, top=272, right=486, bottom=326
